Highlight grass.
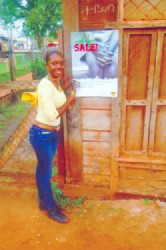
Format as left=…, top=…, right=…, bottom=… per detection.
left=0, top=95, right=30, bottom=120
left=0, top=53, right=32, bottom=81
left=0, top=93, right=31, bottom=140
left=0, top=68, right=31, bottom=81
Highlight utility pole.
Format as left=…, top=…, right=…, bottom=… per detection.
left=9, top=27, right=16, bottom=81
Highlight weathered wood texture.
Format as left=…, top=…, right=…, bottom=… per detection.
left=62, top=0, right=166, bottom=199
left=124, top=0, right=166, bottom=21
left=121, top=30, right=157, bottom=154
left=62, top=0, right=82, bottom=184
left=119, top=29, right=166, bottom=198
left=149, top=31, right=166, bottom=155
left=57, top=29, right=63, bottom=54
left=0, top=81, right=39, bottom=90
left=105, top=20, right=166, bottom=29
left=110, top=28, right=123, bottom=198
left=0, top=106, right=37, bottom=169
left=63, top=184, right=110, bottom=199
left=79, top=0, right=118, bottom=30
left=81, top=97, right=112, bottom=187
left=118, top=163, right=166, bottom=198
left=79, top=0, right=166, bottom=30
left=121, top=29, right=166, bottom=157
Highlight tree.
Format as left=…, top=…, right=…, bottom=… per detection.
left=0, top=0, right=62, bottom=48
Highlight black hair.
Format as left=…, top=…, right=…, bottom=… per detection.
left=45, top=50, right=63, bottom=64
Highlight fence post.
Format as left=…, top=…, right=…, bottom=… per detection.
left=31, top=38, right=35, bottom=61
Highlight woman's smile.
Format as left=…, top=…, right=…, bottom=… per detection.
left=46, top=53, right=64, bottom=78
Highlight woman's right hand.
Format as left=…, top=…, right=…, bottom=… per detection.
left=67, top=93, right=76, bottom=106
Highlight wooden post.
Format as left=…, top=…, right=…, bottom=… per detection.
left=57, top=29, right=65, bottom=184
left=62, top=0, right=82, bottom=184
left=117, top=0, right=124, bottom=22
left=9, top=29, right=16, bottom=81
left=110, top=0, right=123, bottom=196
left=110, top=28, right=123, bottom=198
left=57, top=29, right=63, bottom=54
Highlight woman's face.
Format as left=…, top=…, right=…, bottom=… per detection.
left=46, top=53, right=64, bottom=78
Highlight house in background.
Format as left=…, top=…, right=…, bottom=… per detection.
left=44, top=38, right=58, bottom=50
left=0, top=35, right=9, bottom=52
left=13, top=37, right=32, bottom=51
left=0, top=36, right=10, bottom=63
left=0, top=35, right=31, bottom=52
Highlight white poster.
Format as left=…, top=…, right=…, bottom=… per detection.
left=71, top=30, right=119, bottom=97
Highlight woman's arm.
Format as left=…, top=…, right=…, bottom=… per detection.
left=56, top=94, right=75, bottom=118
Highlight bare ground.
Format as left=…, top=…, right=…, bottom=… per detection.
left=0, top=181, right=166, bottom=250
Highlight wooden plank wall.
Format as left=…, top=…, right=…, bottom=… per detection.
left=118, top=162, right=166, bottom=198
left=81, top=97, right=112, bottom=187
left=62, top=0, right=166, bottom=198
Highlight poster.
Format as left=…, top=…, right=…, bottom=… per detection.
left=71, top=30, right=119, bottom=97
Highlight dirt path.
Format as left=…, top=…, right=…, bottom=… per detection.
left=0, top=182, right=166, bottom=250
left=16, top=73, right=32, bottom=81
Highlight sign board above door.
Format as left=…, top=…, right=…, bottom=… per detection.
left=79, top=0, right=117, bottom=30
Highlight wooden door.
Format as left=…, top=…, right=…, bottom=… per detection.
left=118, top=29, right=166, bottom=198
left=149, top=30, right=166, bottom=156
left=121, top=29, right=166, bottom=157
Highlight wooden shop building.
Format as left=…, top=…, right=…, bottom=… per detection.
left=59, top=0, right=166, bottom=199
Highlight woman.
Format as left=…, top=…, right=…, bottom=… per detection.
left=29, top=50, right=75, bottom=223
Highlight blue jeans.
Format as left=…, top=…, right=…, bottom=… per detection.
left=29, top=124, right=59, bottom=209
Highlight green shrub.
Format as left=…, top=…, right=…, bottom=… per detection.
left=52, top=182, right=84, bottom=211
left=31, top=58, right=47, bottom=80
left=51, top=166, right=84, bottom=210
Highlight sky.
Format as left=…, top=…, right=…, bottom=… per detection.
left=0, top=20, right=24, bottom=40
